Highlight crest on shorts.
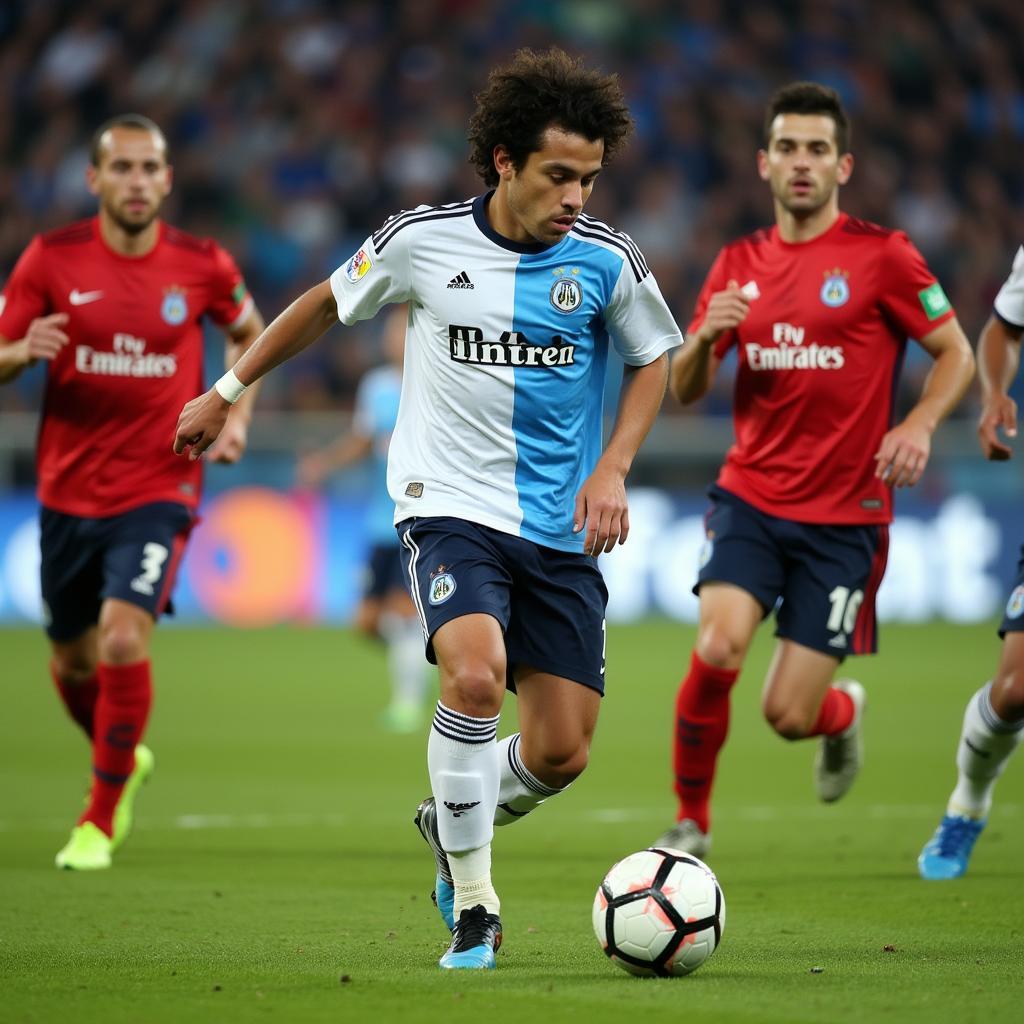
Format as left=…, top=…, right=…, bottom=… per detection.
left=1007, top=585, right=1024, bottom=619
left=345, top=248, right=373, bottom=283
left=550, top=267, right=583, bottom=313
left=429, top=572, right=457, bottom=606
left=161, top=286, right=188, bottom=325
left=698, top=532, right=714, bottom=569
left=820, top=268, right=850, bottom=308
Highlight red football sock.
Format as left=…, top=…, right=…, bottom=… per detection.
left=51, top=661, right=99, bottom=739
left=808, top=686, right=855, bottom=737
left=672, top=651, right=740, bottom=833
left=81, top=661, right=153, bottom=837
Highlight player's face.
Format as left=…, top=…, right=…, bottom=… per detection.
left=494, top=127, right=604, bottom=245
left=87, top=127, right=172, bottom=234
left=757, top=114, right=852, bottom=214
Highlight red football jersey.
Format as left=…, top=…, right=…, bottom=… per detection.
left=689, top=213, right=955, bottom=524
left=0, top=217, right=252, bottom=517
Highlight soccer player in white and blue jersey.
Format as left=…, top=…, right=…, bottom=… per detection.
left=919, top=247, right=1024, bottom=879
left=173, top=47, right=682, bottom=968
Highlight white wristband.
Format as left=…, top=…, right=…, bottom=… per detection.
left=214, top=368, right=248, bottom=404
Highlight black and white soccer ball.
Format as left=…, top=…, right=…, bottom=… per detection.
left=593, top=847, right=725, bottom=977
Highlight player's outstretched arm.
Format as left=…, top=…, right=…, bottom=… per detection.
left=0, top=314, right=70, bottom=385
left=975, top=314, right=1021, bottom=461
left=205, top=306, right=267, bottom=465
left=669, top=281, right=748, bottom=404
left=174, top=281, right=337, bottom=461
left=874, top=317, right=975, bottom=488
left=296, top=432, right=374, bottom=489
left=574, top=354, right=669, bottom=555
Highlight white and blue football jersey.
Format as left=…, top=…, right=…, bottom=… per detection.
left=994, top=246, right=1024, bottom=329
left=329, top=194, right=682, bottom=553
left=351, top=364, right=402, bottom=545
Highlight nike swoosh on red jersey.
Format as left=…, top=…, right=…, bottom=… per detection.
left=69, top=289, right=104, bottom=305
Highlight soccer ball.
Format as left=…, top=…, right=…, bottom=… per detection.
left=593, top=847, right=725, bottom=977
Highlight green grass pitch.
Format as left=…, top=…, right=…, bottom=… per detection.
left=1, top=621, right=1020, bottom=1023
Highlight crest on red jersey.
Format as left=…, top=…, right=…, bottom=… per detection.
left=161, top=286, right=189, bottom=325
left=820, top=268, right=850, bottom=308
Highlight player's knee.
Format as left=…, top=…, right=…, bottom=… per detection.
left=992, top=669, right=1024, bottom=721
left=764, top=704, right=814, bottom=741
left=98, top=622, right=148, bottom=665
left=443, top=661, right=504, bottom=718
left=51, top=653, right=96, bottom=686
left=695, top=624, right=747, bottom=670
left=533, top=742, right=590, bottom=789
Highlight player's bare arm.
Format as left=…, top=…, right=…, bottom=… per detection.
left=669, top=281, right=748, bottom=404
left=975, top=314, right=1021, bottom=461
left=874, top=317, right=975, bottom=488
left=574, top=353, right=668, bottom=555
left=297, top=432, right=374, bottom=489
left=174, top=281, right=337, bottom=460
left=205, top=306, right=266, bottom=465
left=0, top=313, right=70, bottom=385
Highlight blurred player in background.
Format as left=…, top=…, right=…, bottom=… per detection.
left=654, top=82, right=974, bottom=857
left=918, top=247, right=1024, bottom=879
left=297, top=305, right=429, bottom=733
left=0, top=115, right=264, bottom=870
left=172, top=48, right=679, bottom=970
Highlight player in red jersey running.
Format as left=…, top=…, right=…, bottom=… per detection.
left=0, top=114, right=264, bottom=870
left=653, top=83, right=975, bottom=857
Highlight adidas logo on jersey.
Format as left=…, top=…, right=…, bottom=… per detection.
left=447, top=271, right=474, bottom=289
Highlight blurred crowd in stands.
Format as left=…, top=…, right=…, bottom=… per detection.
left=1, top=0, right=1022, bottom=419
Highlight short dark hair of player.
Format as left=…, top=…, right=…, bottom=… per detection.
left=467, top=47, right=634, bottom=188
left=90, top=114, right=168, bottom=167
left=764, top=82, right=850, bottom=154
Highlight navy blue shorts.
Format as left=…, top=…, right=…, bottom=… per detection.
left=397, top=516, right=609, bottom=694
left=998, top=544, right=1024, bottom=638
left=695, top=486, right=889, bottom=658
left=39, top=501, right=195, bottom=642
left=362, top=543, right=407, bottom=600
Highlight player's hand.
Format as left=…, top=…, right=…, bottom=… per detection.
left=695, top=280, right=750, bottom=346
left=977, top=392, right=1017, bottom=460
left=173, top=388, right=231, bottom=461
left=22, top=313, right=70, bottom=363
left=874, top=418, right=931, bottom=488
left=573, top=464, right=629, bottom=555
left=205, top=411, right=249, bottom=464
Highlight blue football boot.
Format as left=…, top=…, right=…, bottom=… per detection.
left=918, top=814, right=986, bottom=880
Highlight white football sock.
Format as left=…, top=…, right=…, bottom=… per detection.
left=948, top=682, right=1024, bottom=819
left=428, top=702, right=500, bottom=917
left=494, top=732, right=567, bottom=826
left=380, top=612, right=428, bottom=710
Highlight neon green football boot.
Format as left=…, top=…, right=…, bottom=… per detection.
left=55, top=822, right=112, bottom=870
left=111, top=744, right=155, bottom=851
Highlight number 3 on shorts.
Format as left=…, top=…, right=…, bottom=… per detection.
left=827, top=586, right=864, bottom=636
left=130, top=542, right=170, bottom=596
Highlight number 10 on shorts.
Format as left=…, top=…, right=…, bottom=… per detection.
left=827, top=586, right=863, bottom=636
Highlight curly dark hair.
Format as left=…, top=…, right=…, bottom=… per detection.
left=764, top=82, right=850, bottom=154
left=467, top=48, right=634, bottom=187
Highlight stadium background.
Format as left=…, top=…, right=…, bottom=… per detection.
left=1, top=0, right=1022, bottom=626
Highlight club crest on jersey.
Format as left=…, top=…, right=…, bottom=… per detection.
left=820, top=268, right=850, bottom=308
left=345, top=248, right=373, bottom=283
left=550, top=267, right=583, bottom=313
left=160, top=287, right=188, bottom=325
left=1007, top=585, right=1024, bottom=620
left=429, top=572, right=457, bottom=606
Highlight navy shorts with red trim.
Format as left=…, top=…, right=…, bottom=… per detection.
left=363, top=542, right=407, bottom=600
left=397, top=516, right=609, bottom=694
left=39, top=501, right=195, bottom=642
left=695, top=486, right=889, bottom=658
left=998, top=544, right=1024, bottom=638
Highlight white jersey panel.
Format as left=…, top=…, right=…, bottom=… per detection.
left=329, top=195, right=682, bottom=552
left=993, top=245, right=1024, bottom=328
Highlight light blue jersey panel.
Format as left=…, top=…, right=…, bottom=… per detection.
left=511, top=238, right=623, bottom=549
